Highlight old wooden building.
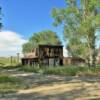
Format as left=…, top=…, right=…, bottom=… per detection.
left=21, top=45, right=63, bottom=66
left=63, top=57, right=85, bottom=65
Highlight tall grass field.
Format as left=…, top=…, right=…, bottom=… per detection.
left=0, top=57, right=20, bottom=67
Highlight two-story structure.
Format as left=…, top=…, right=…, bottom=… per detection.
left=21, top=45, right=63, bottom=66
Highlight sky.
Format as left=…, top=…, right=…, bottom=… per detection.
left=0, top=0, right=99, bottom=57
left=0, top=0, right=66, bottom=57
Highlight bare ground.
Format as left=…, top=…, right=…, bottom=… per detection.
left=0, top=70, right=100, bottom=100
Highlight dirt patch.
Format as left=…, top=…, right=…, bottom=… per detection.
left=0, top=70, right=100, bottom=100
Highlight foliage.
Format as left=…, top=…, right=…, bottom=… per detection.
left=0, top=75, right=21, bottom=83
left=51, top=0, right=100, bottom=67
left=18, top=66, right=43, bottom=73
left=19, top=65, right=100, bottom=76
left=22, top=42, right=34, bottom=54
left=22, top=30, right=61, bottom=53
left=0, top=57, right=21, bottom=67
left=0, top=75, right=22, bottom=94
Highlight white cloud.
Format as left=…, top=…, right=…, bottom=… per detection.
left=0, top=31, right=27, bottom=57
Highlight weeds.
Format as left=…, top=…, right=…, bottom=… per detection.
left=19, top=65, right=100, bottom=76
left=0, top=75, right=23, bottom=94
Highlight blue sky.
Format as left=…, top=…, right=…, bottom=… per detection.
left=0, top=0, right=66, bottom=39
left=0, top=0, right=66, bottom=56
left=0, top=0, right=99, bottom=57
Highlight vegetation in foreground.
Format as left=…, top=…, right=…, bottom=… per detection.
left=18, top=65, right=100, bottom=76
left=0, top=57, right=20, bottom=68
left=0, top=64, right=100, bottom=94
left=0, top=75, right=23, bottom=94
left=0, top=60, right=100, bottom=76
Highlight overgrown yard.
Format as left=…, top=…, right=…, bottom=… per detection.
left=19, top=65, right=100, bottom=76
left=0, top=67, right=100, bottom=100
left=0, top=74, right=24, bottom=94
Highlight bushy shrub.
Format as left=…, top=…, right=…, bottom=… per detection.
left=19, top=66, right=43, bottom=73
left=19, top=65, right=100, bottom=76
left=0, top=75, right=23, bottom=94
left=0, top=75, right=21, bottom=83
left=43, top=66, right=79, bottom=76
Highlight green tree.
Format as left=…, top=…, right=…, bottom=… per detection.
left=22, top=30, right=61, bottom=53
left=52, top=0, right=100, bottom=67
left=22, top=42, right=34, bottom=53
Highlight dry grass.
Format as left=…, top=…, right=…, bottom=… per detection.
left=0, top=70, right=100, bottom=100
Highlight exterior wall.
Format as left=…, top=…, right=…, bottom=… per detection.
left=96, top=52, right=100, bottom=64
left=38, top=45, right=63, bottom=66
left=63, top=57, right=85, bottom=65
left=21, top=45, right=63, bottom=66
left=24, top=48, right=38, bottom=58
left=22, top=46, right=100, bottom=66
left=21, top=57, right=38, bottom=66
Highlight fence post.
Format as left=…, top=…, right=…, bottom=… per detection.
left=11, top=56, right=13, bottom=66
left=17, top=53, right=20, bottom=64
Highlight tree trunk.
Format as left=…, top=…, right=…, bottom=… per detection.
left=89, top=34, right=96, bottom=67
left=89, top=47, right=96, bottom=67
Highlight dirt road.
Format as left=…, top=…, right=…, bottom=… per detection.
left=0, top=70, right=100, bottom=100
